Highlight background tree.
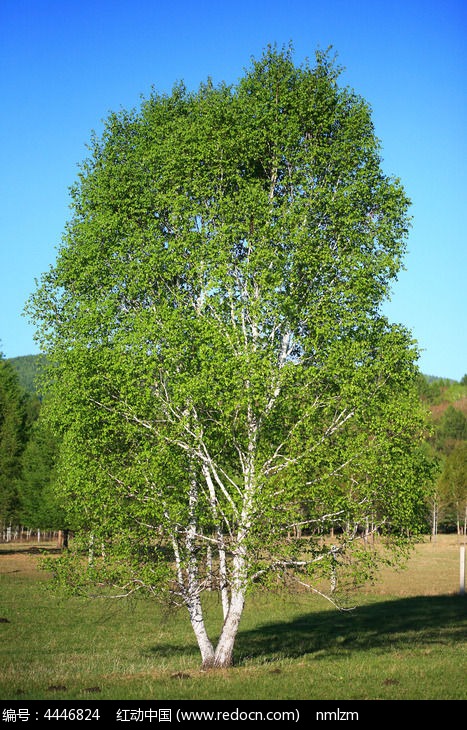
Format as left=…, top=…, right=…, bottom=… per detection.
left=19, top=413, right=63, bottom=531
left=417, top=375, right=467, bottom=536
left=437, top=442, right=467, bottom=535
left=0, top=351, right=30, bottom=523
left=437, top=406, right=467, bottom=448
left=28, top=46, right=431, bottom=669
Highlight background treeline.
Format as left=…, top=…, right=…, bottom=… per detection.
left=1, top=352, right=466, bottom=537
left=417, top=372, right=467, bottom=536
left=0, top=353, right=65, bottom=534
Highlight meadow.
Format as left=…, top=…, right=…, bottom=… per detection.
left=0, top=535, right=466, bottom=701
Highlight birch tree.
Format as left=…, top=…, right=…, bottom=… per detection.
left=28, top=46, right=431, bottom=668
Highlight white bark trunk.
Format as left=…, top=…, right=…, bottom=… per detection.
left=206, top=544, right=213, bottom=590
left=201, top=462, right=230, bottom=619
left=218, top=533, right=230, bottom=621
left=211, top=409, right=257, bottom=667
left=213, top=540, right=249, bottom=667
left=213, top=587, right=245, bottom=667
left=179, top=379, right=259, bottom=669
left=187, top=596, right=215, bottom=668
left=185, top=471, right=215, bottom=668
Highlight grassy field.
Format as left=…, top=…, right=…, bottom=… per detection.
left=0, top=535, right=466, bottom=701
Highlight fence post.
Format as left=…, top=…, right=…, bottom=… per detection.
left=460, top=545, right=466, bottom=596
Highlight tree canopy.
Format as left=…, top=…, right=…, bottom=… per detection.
left=28, top=46, right=431, bottom=668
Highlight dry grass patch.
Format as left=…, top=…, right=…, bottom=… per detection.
left=357, top=534, right=465, bottom=597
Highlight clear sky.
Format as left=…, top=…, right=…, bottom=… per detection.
left=0, top=0, right=465, bottom=380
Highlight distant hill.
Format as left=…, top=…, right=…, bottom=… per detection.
left=7, top=354, right=46, bottom=395
left=424, top=374, right=458, bottom=385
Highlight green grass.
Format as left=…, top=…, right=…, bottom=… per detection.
left=1, top=538, right=466, bottom=700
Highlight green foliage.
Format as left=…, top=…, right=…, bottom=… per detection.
left=0, top=351, right=59, bottom=528
left=418, top=374, right=467, bottom=406
left=437, top=442, right=467, bottom=529
left=19, top=414, right=64, bottom=530
left=27, top=45, right=432, bottom=664
left=439, top=406, right=467, bottom=442
left=427, top=393, right=466, bottom=465
left=423, top=374, right=467, bottom=531
left=7, top=354, right=45, bottom=396
left=0, top=355, right=30, bottom=521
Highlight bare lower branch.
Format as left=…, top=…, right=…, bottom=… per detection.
left=288, top=576, right=356, bottom=611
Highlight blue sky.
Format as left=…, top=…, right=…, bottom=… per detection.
left=0, top=0, right=465, bottom=380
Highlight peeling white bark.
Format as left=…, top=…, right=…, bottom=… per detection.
left=213, top=586, right=245, bottom=667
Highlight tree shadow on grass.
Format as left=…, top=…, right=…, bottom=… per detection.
left=146, top=594, right=466, bottom=666
left=235, top=594, right=467, bottom=665
left=0, top=546, right=62, bottom=555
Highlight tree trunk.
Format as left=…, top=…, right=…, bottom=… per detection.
left=206, top=544, right=213, bottom=590
left=212, top=531, right=249, bottom=668
left=213, top=588, right=245, bottom=668
left=185, top=469, right=216, bottom=668
left=57, top=529, right=69, bottom=549
left=187, top=596, right=215, bottom=669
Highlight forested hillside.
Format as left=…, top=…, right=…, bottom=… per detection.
left=7, top=354, right=46, bottom=395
